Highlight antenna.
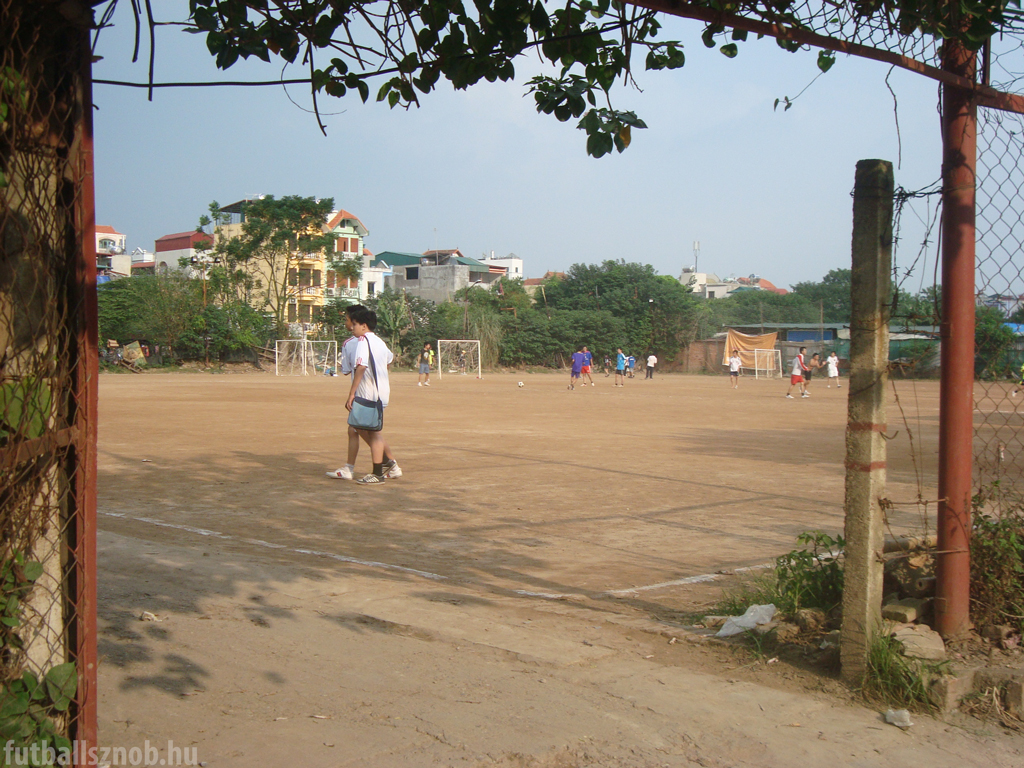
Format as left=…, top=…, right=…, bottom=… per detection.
left=693, top=241, right=700, bottom=274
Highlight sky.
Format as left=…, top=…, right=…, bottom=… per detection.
left=90, top=1, right=948, bottom=291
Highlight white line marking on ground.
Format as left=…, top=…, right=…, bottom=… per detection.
left=99, top=511, right=446, bottom=581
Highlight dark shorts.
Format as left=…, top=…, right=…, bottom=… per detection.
left=418, top=363, right=430, bottom=374
left=571, top=370, right=582, bottom=379
left=730, top=371, right=739, bottom=377
left=616, top=367, right=625, bottom=374
left=805, top=370, right=813, bottom=381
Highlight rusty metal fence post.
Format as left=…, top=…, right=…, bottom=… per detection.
left=935, top=38, right=978, bottom=640
left=0, top=0, right=98, bottom=760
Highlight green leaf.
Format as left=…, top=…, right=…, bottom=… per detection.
left=44, top=663, right=77, bottom=712
left=22, top=561, right=42, bottom=582
left=1, top=616, right=20, bottom=627
left=817, top=50, right=836, bottom=73
left=720, top=44, right=738, bottom=58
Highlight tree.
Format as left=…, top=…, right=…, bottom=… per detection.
left=790, top=269, right=852, bottom=323
left=209, top=195, right=337, bottom=336
left=167, top=1, right=1015, bottom=157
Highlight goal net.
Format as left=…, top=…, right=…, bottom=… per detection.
left=437, top=339, right=481, bottom=379
left=275, top=340, right=338, bottom=376
left=753, top=348, right=783, bottom=379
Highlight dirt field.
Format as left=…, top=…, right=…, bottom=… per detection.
left=95, top=369, right=1023, bottom=767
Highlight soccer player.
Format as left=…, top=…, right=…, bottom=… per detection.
left=615, top=348, right=626, bottom=387
left=627, top=354, right=636, bottom=378
left=645, top=352, right=657, bottom=379
left=569, top=346, right=586, bottom=390
left=728, top=349, right=742, bottom=388
left=581, top=346, right=595, bottom=386
left=826, top=351, right=841, bottom=388
left=786, top=346, right=810, bottom=399
left=417, top=342, right=433, bottom=386
left=804, top=352, right=823, bottom=394
left=603, top=354, right=612, bottom=377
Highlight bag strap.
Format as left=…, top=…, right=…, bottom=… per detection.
left=364, top=336, right=380, bottom=395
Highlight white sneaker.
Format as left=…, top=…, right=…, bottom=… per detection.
left=786, top=394, right=794, bottom=399
left=424, top=382, right=430, bottom=387
left=383, top=459, right=403, bottom=478
left=418, top=382, right=422, bottom=386
left=326, top=466, right=355, bottom=480
left=802, top=393, right=810, bottom=398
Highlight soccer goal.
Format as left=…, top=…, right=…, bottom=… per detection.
left=275, top=340, right=338, bottom=376
left=437, top=339, right=481, bottom=379
left=753, top=348, right=783, bottom=379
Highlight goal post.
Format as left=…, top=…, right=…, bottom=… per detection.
left=275, top=340, right=338, bottom=376
left=753, top=348, right=783, bottom=379
left=437, top=339, right=481, bottom=379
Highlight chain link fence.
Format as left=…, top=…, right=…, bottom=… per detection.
left=1, top=0, right=97, bottom=756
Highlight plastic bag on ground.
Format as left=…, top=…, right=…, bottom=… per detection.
left=715, top=604, right=777, bottom=637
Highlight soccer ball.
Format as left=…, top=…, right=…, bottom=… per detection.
left=517, top=381, right=524, bottom=388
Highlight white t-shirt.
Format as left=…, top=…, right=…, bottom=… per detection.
left=791, top=354, right=805, bottom=376
left=647, top=355, right=657, bottom=367
left=351, top=332, right=394, bottom=407
left=826, top=355, right=839, bottom=377
left=729, top=355, right=742, bottom=373
left=340, top=335, right=359, bottom=375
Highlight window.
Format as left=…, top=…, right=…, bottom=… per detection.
left=406, top=267, right=419, bottom=280
left=313, top=270, right=322, bottom=287
left=299, top=304, right=311, bottom=322
left=299, top=269, right=312, bottom=287
left=288, top=268, right=298, bottom=286
left=325, top=270, right=336, bottom=288
left=287, top=304, right=297, bottom=322
left=367, top=282, right=376, bottom=296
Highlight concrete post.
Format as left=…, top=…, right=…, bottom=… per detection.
left=840, top=160, right=893, bottom=684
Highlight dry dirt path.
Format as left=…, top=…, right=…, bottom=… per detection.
left=95, top=370, right=1023, bottom=766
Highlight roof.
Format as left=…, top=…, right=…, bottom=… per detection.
left=371, top=251, right=422, bottom=269
left=96, top=225, right=124, bottom=236
left=423, top=248, right=465, bottom=259
left=452, top=256, right=489, bottom=274
left=325, top=209, right=368, bottom=236
left=523, top=271, right=566, bottom=285
left=155, top=231, right=207, bottom=242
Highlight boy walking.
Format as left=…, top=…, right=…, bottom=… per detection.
left=327, top=306, right=402, bottom=481
left=728, top=349, right=742, bottom=388
left=417, top=342, right=433, bottom=386
left=569, top=346, right=586, bottom=390
left=645, top=353, right=657, bottom=379
left=327, top=305, right=401, bottom=484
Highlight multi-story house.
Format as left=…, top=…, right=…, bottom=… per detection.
left=154, top=230, right=214, bottom=275
left=212, top=199, right=376, bottom=327
left=95, top=225, right=129, bottom=276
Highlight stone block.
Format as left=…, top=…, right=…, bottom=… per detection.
left=1006, top=680, right=1023, bottom=717
left=930, top=673, right=974, bottom=711
left=771, top=622, right=801, bottom=643
left=881, top=598, right=928, bottom=624
left=892, top=624, right=945, bottom=660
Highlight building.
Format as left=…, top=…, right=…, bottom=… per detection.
left=679, top=267, right=789, bottom=298
left=154, top=230, right=213, bottom=275
left=203, top=199, right=376, bottom=326
left=384, top=249, right=506, bottom=303
left=481, top=251, right=524, bottom=279
left=95, top=225, right=129, bottom=276
left=523, top=271, right=565, bottom=297
left=324, top=209, right=386, bottom=302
